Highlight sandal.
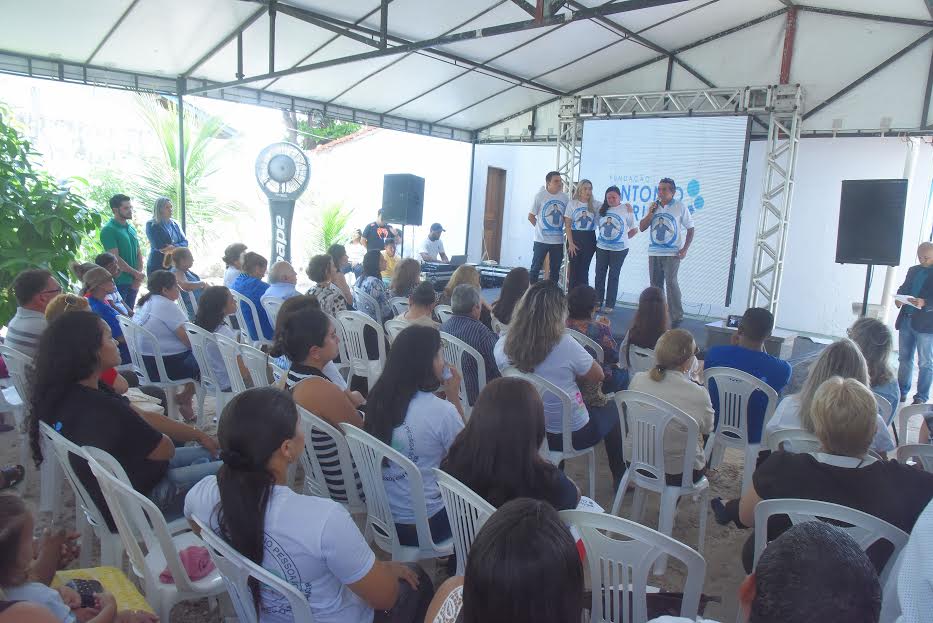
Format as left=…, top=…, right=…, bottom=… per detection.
left=0, top=464, right=25, bottom=490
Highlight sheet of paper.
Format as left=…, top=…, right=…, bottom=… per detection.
left=895, top=295, right=919, bottom=309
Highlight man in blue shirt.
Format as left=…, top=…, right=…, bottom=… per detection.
left=703, top=307, right=791, bottom=446
left=895, top=242, right=933, bottom=405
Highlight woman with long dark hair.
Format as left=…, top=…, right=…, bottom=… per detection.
left=621, top=286, right=670, bottom=369
left=356, top=250, right=393, bottom=321
left=594, top=185, right=637, bottom=314
left=365, top=325, right=463, bottom=546
left=184, top=387, right=431, bottom=622
left=566, top=284, right=627, bottom=393
left=490, top=267, right=529, bottom=335
left=564, top=179, right=599, bottom=290
left=441, top=378, right=579, bottom=509
left=194, top=285, right=240, bottom=392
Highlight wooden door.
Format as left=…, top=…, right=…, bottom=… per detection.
left=483, top=167, right=506, bottom=262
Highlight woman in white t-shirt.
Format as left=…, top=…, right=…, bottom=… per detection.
left=364, top=325, right=464, bottom=549
left=494, top=281, right=626, bottom=487
left=563, top=179, right=598, bottom=291
left=594, top=185, right=637, bottom=314
left=185, top=387, right=432, bottom=623
left=194, top=285, right=244, bottom=392
left=134, top=270, right=199, bottom=421
left=222, top=243, right=247, bottom=289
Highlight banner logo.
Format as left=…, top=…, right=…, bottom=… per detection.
left=686, top=179, right=705, bottom=213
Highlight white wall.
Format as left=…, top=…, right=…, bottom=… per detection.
left=469, top=137, right=933, bottom=338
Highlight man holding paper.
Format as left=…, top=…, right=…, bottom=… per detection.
left=895, top=242, right=933, bottom=405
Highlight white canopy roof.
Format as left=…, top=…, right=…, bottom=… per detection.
left=1, top=0, right=930, bottom=141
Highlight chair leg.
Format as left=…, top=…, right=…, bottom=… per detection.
left=630, top=486, right=646, bottom=523
left=610, top=472, right=631, bottom=516
left=196, top=384, right=207, bottom=427
left=653, top=488, right=679, bottom=575
left=163, top=389, right=178, bottom=421
left=39, top=458, right=63, bottom=518
left=891, top=422, right=899, bottom=446
left=711, top=441, right=725, bottom=469
left=696, top=490, right=709, bottom=555
left=741, top=444, right=758, bottom=494
left=78, top=514, right=93, bottom=568
left=99, top=534, right=123, bottom=569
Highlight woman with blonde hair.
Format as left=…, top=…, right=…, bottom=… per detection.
left=441, top=265, right=492, bottom=329
left=494, top=281, right=625, bottom=486
left=145, top=196, right=188, bottom=275
left=163, top=247, right=207, bottom=320
left=564, top=179, right=599, bottom=290
left=390, top=258, right=422, bottom=299
left=628, top=328, right=713, bottom=485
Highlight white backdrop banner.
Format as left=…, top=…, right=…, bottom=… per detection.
left=580, top=116, right=750, bottom=307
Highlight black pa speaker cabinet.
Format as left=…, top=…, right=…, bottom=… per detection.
left=835, top=179, right=908, bottom=266
left=381, top=174, right=425, bottom=226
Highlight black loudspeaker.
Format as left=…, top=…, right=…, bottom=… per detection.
left=382, top=174, right=424, bottom=226
left=835, top=179, right=908, bottom=266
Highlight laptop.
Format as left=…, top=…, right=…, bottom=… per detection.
left=449, top=255, right=467, bottom=266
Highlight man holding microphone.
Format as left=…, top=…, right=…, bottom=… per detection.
left=639, top=177, right=694, bottom=326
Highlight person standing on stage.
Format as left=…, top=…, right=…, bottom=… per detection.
left=419, top=223, right=449, bottom=263
left=564, top=179, right=599, bottom=290
left=528, top=171, right=569, bottom=284
left=594, top=186, right=637, bottom=314
left=361, top=209, right=402, bottom=251
left=639, top=177, right=694, bottom=326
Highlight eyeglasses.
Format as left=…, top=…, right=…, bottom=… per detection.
left=41, top=286, right=63, bottom=295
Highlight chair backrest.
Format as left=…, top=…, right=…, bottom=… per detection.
left=341, top=423, right=439, bottom=555
left=898, top=403, right=933, bottom=444
left=352, top=287, right=383, bottom=324
left=262, top=297, right=284, bottom=331
left=297, top=406, right=365, bottom=514
left=0, top=344, right=32, bottom=406
left=752, top=498, right=909, bottom=586
left=335, top=311, right=386, bottom=379
left=193, top=517, right=315, bottom=623
left=434, top=469, right=495, bottom=576
left=230, top=290, right=269, bottom=345
left=896, top=444, right=933, bottom=472
left=874, top=392, right=894, bottom=426
left=178, top=289, right=198, bottom=317
left=501, top=367, right=575, bottom=456
left=765, top=427, right=821, bottom=454
left=703, top=367, right=779, bottom=447
left=215, top=332, right=248, bottom=394
left=613, top=390, right=700, bottom=488
left=439, top=331, right=486, bottom=419
left=240, top=343, right=271, bottom=388
left=118, top=316, right=170, bottom=385
left=388, top=297, right=409, bottom=317
left=568, top=328, right=604, bottom=364
left=83, top=447, right=203, bottom=592
left=326, top=312, right=352, bottom=367
left=435, top=304, right=454, bottom=324
left=384, top=318, right=410, bottom=344
left=560, top=509, right=706, bottom=623
left=627, top=345, right=656, bottom=374
left=183, top=323, right=224, bottom=393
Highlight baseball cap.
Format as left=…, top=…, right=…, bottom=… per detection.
left=430, top=223, right=445, bottom=232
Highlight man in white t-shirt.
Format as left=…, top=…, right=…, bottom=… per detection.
left=528, top=171, right=569, bottom=283
left=639, top=177, right=694, bottom=326
left=419, top=223, right=449, bottom=262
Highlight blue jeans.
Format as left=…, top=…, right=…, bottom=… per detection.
left=547, top=401, right=626, bottom=485
left=149, top=446, right=221, bottom=520
left=530, top=242, right=564, bottom=284
left=116, top=283, right=138, bottom=310
left=898, top=322, right=933, bottom=402
left=595, top=248, right=629, bottom=309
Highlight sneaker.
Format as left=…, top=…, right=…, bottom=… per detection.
left=913, top=396, right=927, bottom=405
left=900, top=395, right=908, bottom=403
left=710, top=497, right=731, bottom=526
left=603, top=306, right=615, bottom=315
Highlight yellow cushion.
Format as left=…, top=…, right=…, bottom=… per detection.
left=53, top=566, right=154, bottom=614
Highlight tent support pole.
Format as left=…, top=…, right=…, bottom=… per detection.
left=176, top=77, right=187, bottom=233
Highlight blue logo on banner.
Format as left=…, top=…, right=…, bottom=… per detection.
left=541, top=199, right=565, bottom=232
left=599, top=214, right=624, bottom=242
left=571, top=207, right=595, bottom=231
left=686, top=179, right=704, bottom=213
left=650, top=212, right=678, bottom=248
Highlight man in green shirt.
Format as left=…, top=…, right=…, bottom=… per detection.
left=100, top=193, right=145, bottom=309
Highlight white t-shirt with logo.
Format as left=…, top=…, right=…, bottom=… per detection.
left=596, top=205, right=637, bottom=252
left=384, top=391, right=464, bottom=524
left=419, top=237, right=446, bottom=261
left=564, top=199, right=596, bottom=232
left=494, top=333, right=593, bottom=433
left=530, top=187, right=569, bottom=244
left=133, top=294, right=189, bottom=355
left=184, top=476, right=376, bottom=623
left=648, top=199, right=694, bottom=256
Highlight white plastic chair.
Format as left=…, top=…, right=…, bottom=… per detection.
left=262, top=297, right=284, bottom=330
left=230, top=290, right=272, bottom=348
left=897, top=403, right=932, bottom=445
left=0, top=345, right=40, bottom=496
left=297, top=406, right=366, bottom=515
left=560, top=509, right=706, bottom=623
left=765, top=427, right=821, bottom=454
left=39, top=423, right=123, bottom=568
left=341, top=423, right=454, bottom=562
left=703, top=367, right=779, bottom=495
left=353, top=287, right=385, bottom=325
left=751, top=498, right=909, bottom=587
left=240, top=343, right=272, bottom=388
left=193, top=517, right=315, bottom=623
left=384, top=318, right=410, bottom=344
left=501, top=367, right=596, bottom=499
left=434, top=469, right=495, bottom=576
left=118, top=316, right=202, bottom=422
left=440, top=331, right=487, bottom=421
left=325, top=312, right=352, bottom=382
left=389, top=296, right=409, bottom=317
left=177, top=289, right=198, bottom=318
left=183, top=323, right=233, bottom=425
left=84, top=447, right=225, bottom=623
left=435, top=304, right=454, bottom=324
left=873, top=391, right=898, bottom=445
left=568, top=328, right=604, bottom=363
left=627, top=345, right=656, bottom=374
left=611, top=390, right=709, bottom=574
left=336, top=310, right=387, bottom=389
left=896, top=444, right=933, bottom=472
left=215, top=332, right=249, bottom=394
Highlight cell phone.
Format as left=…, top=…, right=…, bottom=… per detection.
left=66, top=579, right=103, bottom=609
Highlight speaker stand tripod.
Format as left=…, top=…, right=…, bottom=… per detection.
left=860, top=264, right=874, bottom=317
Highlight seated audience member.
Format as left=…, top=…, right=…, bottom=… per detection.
left=78, top=265, right=130, bottom=365
left=0, top=494, right=159, bottom=623
left=426, top=498, right=584, bottom=623
left=441, top=378, right=579, bottom=509
left=566, top=284, right=627, bottom=393
left=390, top=258, right=422, bottom=299
left=5, top=269, right=60, bottom=358
left=0, top=602, right=58, bottom=623
left=495, top=281, right=626, bottom=487
left=262, top=261, right=300, bottom=307
left=620, top=286, right=669, bottom=369
left=232, top=251, right=274, bottom=341
left=629, top=329, right=714, bottom=486
left=93, top=253, right=131, bottom=315
left=269, top=295, right=346, bottom=388
left=703, top=307, right=792, bottom=447
left=440, top=265, right=492, bottom=330
left=347, top=228, right=366, bottom=273
left=848, top=317, right=900, bottom=416
left=185, top=387, right=432, bottom=623
left=736, top=376, right=933, bottom=573
left=221, top=242, right=247, bottom=289
left=365, top=326, right=463, bottom=548
left=194, top=286, right=242, bottom=392
left=402, top=281, right=439, bottom=328
left=440, top=284, right=501, bottom=405
left=28, top=312, right=220, bottom=525
left=328, top=243, right=355, bottom=306
left=381, top=237, right=399, bottom=279
left=306, top=254, right=348, bottom=318
left=882, top=498, right=933, bottom=623
left=357, top=250, right=393, bottom=321
left=134, top=271, right=199, bottom=421
left=489, top=266, right=529, bottom=336
left=163, top=247, right=207, bottom=320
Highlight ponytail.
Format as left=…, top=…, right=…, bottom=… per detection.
left=162, top=247, right=193, bottom=269
left=138, top=270, right=177, bottom=308
left=649, top=364, right=667, bottom=383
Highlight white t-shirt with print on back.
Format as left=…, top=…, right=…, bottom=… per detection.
left=185, top=476, right=376, bottom=623
left=530, top=187, right=569, bottom=244
left=564, top=199, right=596, bottom=232
left=419, top=237, right=446, bottom=261
left=647, top=199, right=694, bottom=256
left=596, top=205, right=637, bottom=252
left=133, top=294, right=189, bottom=355
left=384, top=391, right=464, bottom=524
left=494, top=333, right=593, bottom=433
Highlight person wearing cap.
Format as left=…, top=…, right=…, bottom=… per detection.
left=81, top=265, right=131, bottom=364
left=381, top=237, right=400, bottom=279
left=419, top=223, right=449, bottom=263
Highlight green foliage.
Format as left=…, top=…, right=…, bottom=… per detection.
left=286, top=116, right=363, bottom=150
left=0, top=103, right=102, bottom=322
left=313, top=202, right=354, bottom=254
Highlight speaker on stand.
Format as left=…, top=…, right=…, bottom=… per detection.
left=382, top=173, right=424, bottom=258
